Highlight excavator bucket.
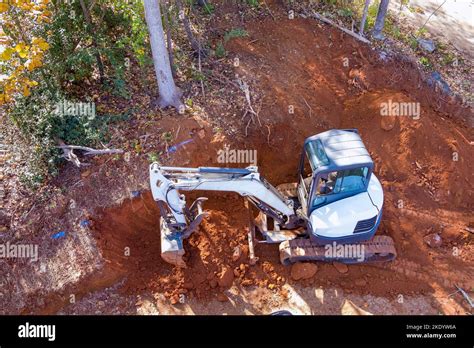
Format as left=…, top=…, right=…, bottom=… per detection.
left=160, top=217, right=187, bottom=268
left=159, top=198, right=208, bottom=268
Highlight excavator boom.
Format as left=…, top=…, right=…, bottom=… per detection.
left=149, top=164, right=302, bottom=266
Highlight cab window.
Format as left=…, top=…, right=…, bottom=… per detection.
left=315, top=167, right=369, bottom=196
left=305, top=140, right=329, bottom=171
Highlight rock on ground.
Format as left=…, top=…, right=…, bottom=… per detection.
left=417, top=38, right=436, bottom=53
left=341, top=299, right=373, bottom=315
left=380, top=115, right=396, bottom=131
left=218, top=266, right=234, bottom=288
left=333, top=262, right=349, bottom=274
left=424, top=233, right=442, bottom=248
left=290, top=262, right=318, bottom=281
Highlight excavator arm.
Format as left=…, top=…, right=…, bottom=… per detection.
left=149, top=163, right=298, bottom=267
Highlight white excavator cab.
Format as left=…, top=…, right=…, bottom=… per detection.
left=295, top=129, right=384, bottom=244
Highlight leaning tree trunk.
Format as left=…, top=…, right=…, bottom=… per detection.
left=359, top=0, right=371, bottom=36
left=143, top=0, right=182, bottom=109
left=175, top=0, right=207, bottom=57
left=372, top=0, right=390, bottom=40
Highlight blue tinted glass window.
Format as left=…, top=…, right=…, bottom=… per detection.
left=312, top=167, right=369, bottom=208
left=305, top=140, right=329, bottom=171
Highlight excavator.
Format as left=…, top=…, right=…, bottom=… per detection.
left=149, top=129, right=396, bottom=267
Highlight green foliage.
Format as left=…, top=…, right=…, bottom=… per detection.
left=9, top=79, right=131, bottom=187
left=185, top=98, right=194, bottom=107
left=215, top=41, right=226, bottom=58
left=441, top=52, right=456, bottom=66
left=115, top=0, right=151, bottom=67
left=419, top=56, right=432, bottom=68
left=147, top=151, right=160, bottom=163
left=406, top=36, right=418, bottom=50
left=200, top=2, right=215, bottom=15
left=191, top=69, right=206, bottom=82
left=103, top=47, right=130, bottom=98
left=365, top=1, right=380, bottom=30
left=437, top=42, right=459, bottom=65
left=217, top=28, right=247, bottom=59
left=44, top=1, right=135, bottom=88
left=161, top=131, right=173, bottom=143
left=224, top=28, right=248, bottom=42
left=337, top=7, right=353, bottom=18
left=415, top=27, right=428, bottom=38
left=2, top=0, right=150, bottom=187
left=383, top=16, right=403, bottom=40
left=246, top=0, right=260, bottom=9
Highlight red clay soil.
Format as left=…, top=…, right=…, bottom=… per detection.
left=91, top=16, right=473, bottom=307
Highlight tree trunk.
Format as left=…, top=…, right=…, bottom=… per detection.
left=161, top=1, right=176, bottom=78
left=372, top=0, right=390, bottom=40
left=359, top=0, right=371, bottom=36
left=175, top=0, right=207, bottom=57
left=143, top=0, right=182, bottom=109
left=79, top=0, right=105, bottom=82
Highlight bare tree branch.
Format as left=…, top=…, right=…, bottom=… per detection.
left=57, top=140, right=123, bottom=167
left=311, top=11, right=371, bottom=44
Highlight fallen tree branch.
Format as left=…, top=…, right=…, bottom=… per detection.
left=311, top=11, right=371, bottom=44
left=57, top=141, right=123, bottom=167
left=58, top=145, right=123, bottom=156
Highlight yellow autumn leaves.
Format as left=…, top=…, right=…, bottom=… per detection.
left=0, top=39, right=49, bottom=61
left=0, top=0, right=51, bottom=13
left=26, top=38, right=50, bottom=71
left=0, top=38, right=49, bottom=103
left=0, top=0, right=51, bottom=104
left=0, top=3, right=8, bottom=13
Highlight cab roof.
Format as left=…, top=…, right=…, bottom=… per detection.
left=304, top=129, right=374, bottom=171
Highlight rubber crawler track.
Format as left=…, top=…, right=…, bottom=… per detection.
left=279, top=235, right=397, bottom=265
